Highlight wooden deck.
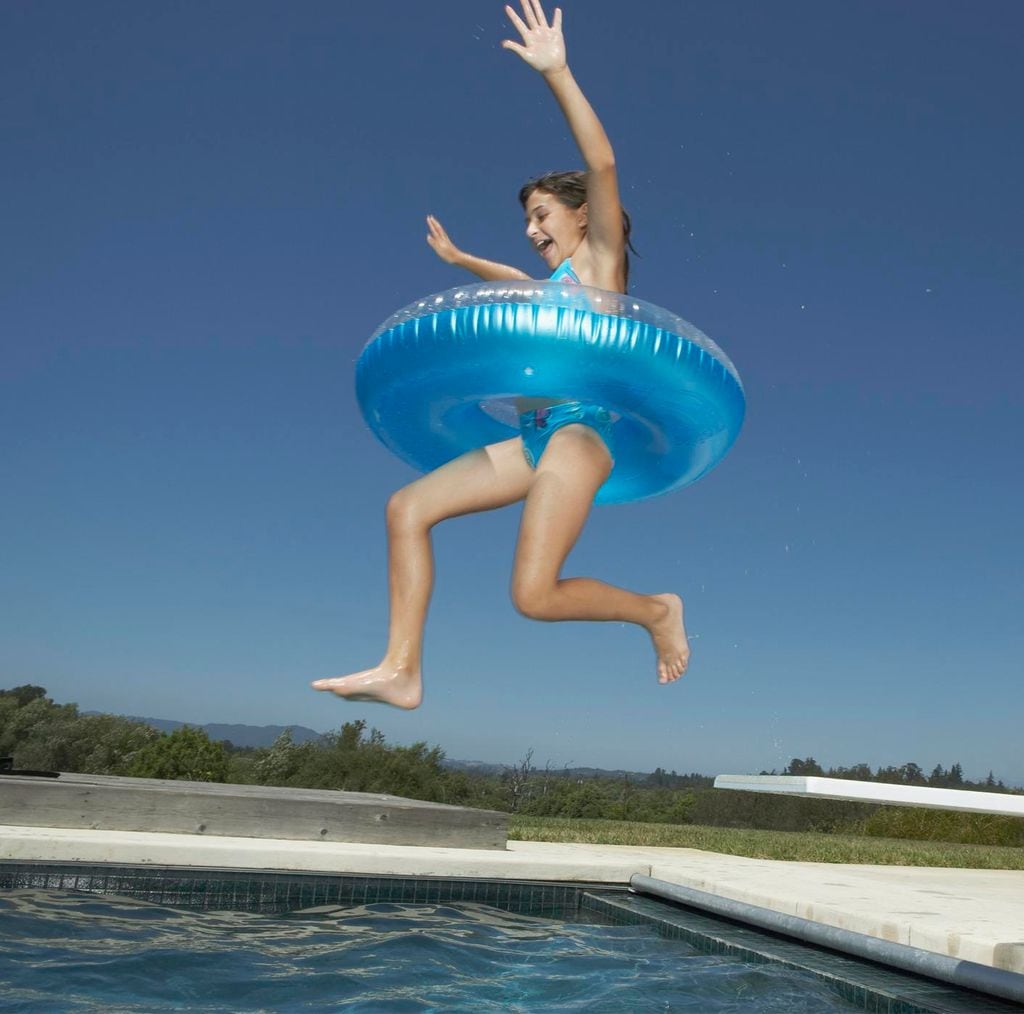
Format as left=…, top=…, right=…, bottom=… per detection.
left=0, top=772, right=508, bottom=850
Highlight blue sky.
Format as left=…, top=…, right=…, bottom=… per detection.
left=3, top=1, right=1022, bottom=783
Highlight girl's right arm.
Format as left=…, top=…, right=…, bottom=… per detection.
left=426, top=215, right=532, bottom=281
left=503, top=2, right=626, bottom=292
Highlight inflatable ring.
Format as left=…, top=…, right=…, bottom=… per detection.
left=356, top=282, right=745, bottom=505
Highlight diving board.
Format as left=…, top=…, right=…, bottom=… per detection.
left=714, top=775, right=1024, bottom=817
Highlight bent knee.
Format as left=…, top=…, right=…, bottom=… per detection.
left=510, top=578, right=557, bottom=621
left=386, top=485, right=427, bottom=531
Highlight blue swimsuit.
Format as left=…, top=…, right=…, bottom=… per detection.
left=519, top=259, right=615, bottom=469
left=548, top=257, right=581, bottom=284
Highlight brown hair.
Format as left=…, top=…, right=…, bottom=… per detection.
left=518, top=170, right=636, bottom=289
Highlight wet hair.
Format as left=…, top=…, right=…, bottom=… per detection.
left=518, top=170, right=636, bottom=289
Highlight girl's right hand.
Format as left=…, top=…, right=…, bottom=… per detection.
left=426, top=215, right=463, bottom=265
left=502, top=1, right=566, bottom=77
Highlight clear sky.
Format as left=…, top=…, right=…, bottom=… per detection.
left=3, top=1, right=1022, bottom=783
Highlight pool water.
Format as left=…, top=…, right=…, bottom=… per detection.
left=0, top=889, right=859, bottom=1011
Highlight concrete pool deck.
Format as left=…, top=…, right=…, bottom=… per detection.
left=2, top=823, right=1021, bottom=975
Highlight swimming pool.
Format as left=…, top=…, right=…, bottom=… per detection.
left=0, top=864, right=1017, bottom=1012
left=1, top=890, right=860, bottom=1012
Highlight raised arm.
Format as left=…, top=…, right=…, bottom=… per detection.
left=426, top=215, right=531, bottom=281
left=503, top=1, right=626, bottom=286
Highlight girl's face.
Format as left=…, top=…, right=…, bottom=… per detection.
left=524, top=190, right=587, bottom=270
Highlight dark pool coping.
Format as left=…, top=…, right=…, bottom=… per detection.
left=2, top=860, right=1020, bottom=1013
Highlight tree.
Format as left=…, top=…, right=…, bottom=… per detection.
left=899, top=763, right=925, bottom=785
left=557, top=782, right=607, bottom=819
left=66, top=713, right=158, bottom=774
left=254, top=729, right=301, bottom=785
left=127, top=725, right=229, bottom=782
left=0, top=685, right=47, bottom=708
left=0, top=686, right=159, bottom=774
left=502, top=749, right=535, bottom=813
left=832, top=763, right=872, bottom=781
left=785, top=757, right=823, bottom=776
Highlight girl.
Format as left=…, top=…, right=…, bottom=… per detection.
left=313, top=1, right=688, bottom=709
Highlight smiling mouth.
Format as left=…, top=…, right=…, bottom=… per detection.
left=536, top=239, right=554, bottom=256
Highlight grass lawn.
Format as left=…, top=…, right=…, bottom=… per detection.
left=508, top=815, right=1024, bottom=870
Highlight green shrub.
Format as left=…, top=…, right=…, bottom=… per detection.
left=860, top=807, right=1024, bottom=847
left=251, top=720, right=473, bottom=804
left=0, top=688, right=158, bottom=774
left=127, top=725, right=229, bottom=782
left=687, top=788, right=878, bottom=833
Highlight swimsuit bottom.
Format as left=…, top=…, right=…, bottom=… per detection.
left=519, top=401, right=615, bottom=469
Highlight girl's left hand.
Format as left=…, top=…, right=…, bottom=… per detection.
left=425, top=215, right=463, bottom=265
left=501, top=1, right=566, bottom=75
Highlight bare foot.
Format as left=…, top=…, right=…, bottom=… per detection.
left=311, top=662, right=423, bottom=710
left=648, top=593, right=690, bottom=684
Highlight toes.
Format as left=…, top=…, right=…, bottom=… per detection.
left=658, top=647, right=692, bottom=684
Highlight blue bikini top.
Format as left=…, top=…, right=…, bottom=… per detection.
left=548, top=258, right=580, bottom=284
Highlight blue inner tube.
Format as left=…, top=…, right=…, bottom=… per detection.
left=356, top=282, right=745, bottom=505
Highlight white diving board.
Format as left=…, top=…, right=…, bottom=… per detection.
left=714, top=775, right=1024, bottom=818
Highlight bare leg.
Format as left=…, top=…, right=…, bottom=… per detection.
left=510, top=425, right=690, bottom=683
left=312, top=437, right=534, bottom=708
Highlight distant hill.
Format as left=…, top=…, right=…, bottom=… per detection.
left=112, top=715, right=324, bottom=749
left=442, top=758, right=507, bottom=776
